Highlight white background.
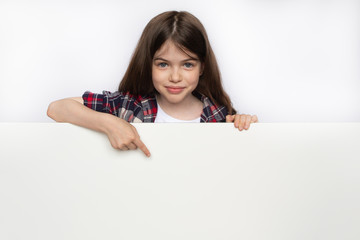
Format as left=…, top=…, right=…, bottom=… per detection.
left=0, top=0, right=359, bottom=122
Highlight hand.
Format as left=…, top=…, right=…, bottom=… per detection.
left=103, top=115, right=151, bottom=157
left=226, top=114, right=258, bottom=131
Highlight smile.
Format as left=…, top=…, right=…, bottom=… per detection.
left=165, top=86, right=185, bottom=94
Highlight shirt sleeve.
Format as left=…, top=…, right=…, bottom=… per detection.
left=82, top=91, right=119, bottom=115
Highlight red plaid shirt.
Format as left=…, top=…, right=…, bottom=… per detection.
left=82, top=91, right=228, bottom=122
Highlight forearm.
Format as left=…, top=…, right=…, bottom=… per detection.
left=47, top=98, right=111, bottom=133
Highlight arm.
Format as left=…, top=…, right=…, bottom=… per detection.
left=47, top=98, right=150, bottom=157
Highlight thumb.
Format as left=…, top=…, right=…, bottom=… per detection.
left=251, top=115, right=259, bottom=123
left=226, top=114, right=235, bottom=122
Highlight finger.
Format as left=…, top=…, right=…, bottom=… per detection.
left=251, top=115, right=259, bottom=123
left=239, top=115, right=246, bottom=131
left=244, top=115, right=252, bottom=130
left=109, top=139, right=126, bottom=150
left=127, top=142, right=137, bottom=150
left=119, top=145, right=129, bottom=151
left=130, top=125, right=151, bottom=157
left=134, top=138, right=151, bottom=157
left=226, top=115, right=235, bottom=123
left=234, top=114, right=241, bottom=128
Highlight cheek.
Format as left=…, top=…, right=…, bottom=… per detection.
left=152, top=69, right=163, bottom=81
left=185, top=71, right=200, bottom=86
left=152, top=69, right=165, bottom=91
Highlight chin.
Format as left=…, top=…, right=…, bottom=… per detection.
left=161, top=94, right=186, bottom=104
left=164, top=97, right=184, bottom=104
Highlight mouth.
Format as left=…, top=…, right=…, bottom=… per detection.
left=165, top=86, right=185, bottom=94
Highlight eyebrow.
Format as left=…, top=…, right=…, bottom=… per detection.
left=153, top=57, right=199, bottom=62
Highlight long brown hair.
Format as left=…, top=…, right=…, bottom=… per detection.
left=119, top=11, right=236, bottom=114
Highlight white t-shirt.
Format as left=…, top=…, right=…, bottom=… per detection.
left=154, top=103, right=201, bottom=123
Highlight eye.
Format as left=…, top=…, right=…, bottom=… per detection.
left=158, top=62, right=168, bottom=68
left=184, top=62, right=194, bottom=68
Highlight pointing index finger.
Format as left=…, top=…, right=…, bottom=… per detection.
left=134, top=138, right=151, bottom=157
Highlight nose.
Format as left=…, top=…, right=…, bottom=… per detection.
left=169, top=67, right=182, bottom=83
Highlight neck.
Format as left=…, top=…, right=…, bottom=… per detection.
left=156, top=94, right=203, bottom=120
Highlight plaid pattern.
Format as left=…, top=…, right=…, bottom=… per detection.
left=82, top=91, right=228, bottom=123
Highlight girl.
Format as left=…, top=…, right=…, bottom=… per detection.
left=47, top=11, right=258, bottom=157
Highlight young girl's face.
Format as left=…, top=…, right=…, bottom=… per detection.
left=152, top=40, right=203, bottom=106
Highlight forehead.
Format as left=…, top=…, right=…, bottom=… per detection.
left=154, top=40, right=198, bottom=60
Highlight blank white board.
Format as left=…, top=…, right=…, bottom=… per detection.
left=0, top=123, right=360, bottom=240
